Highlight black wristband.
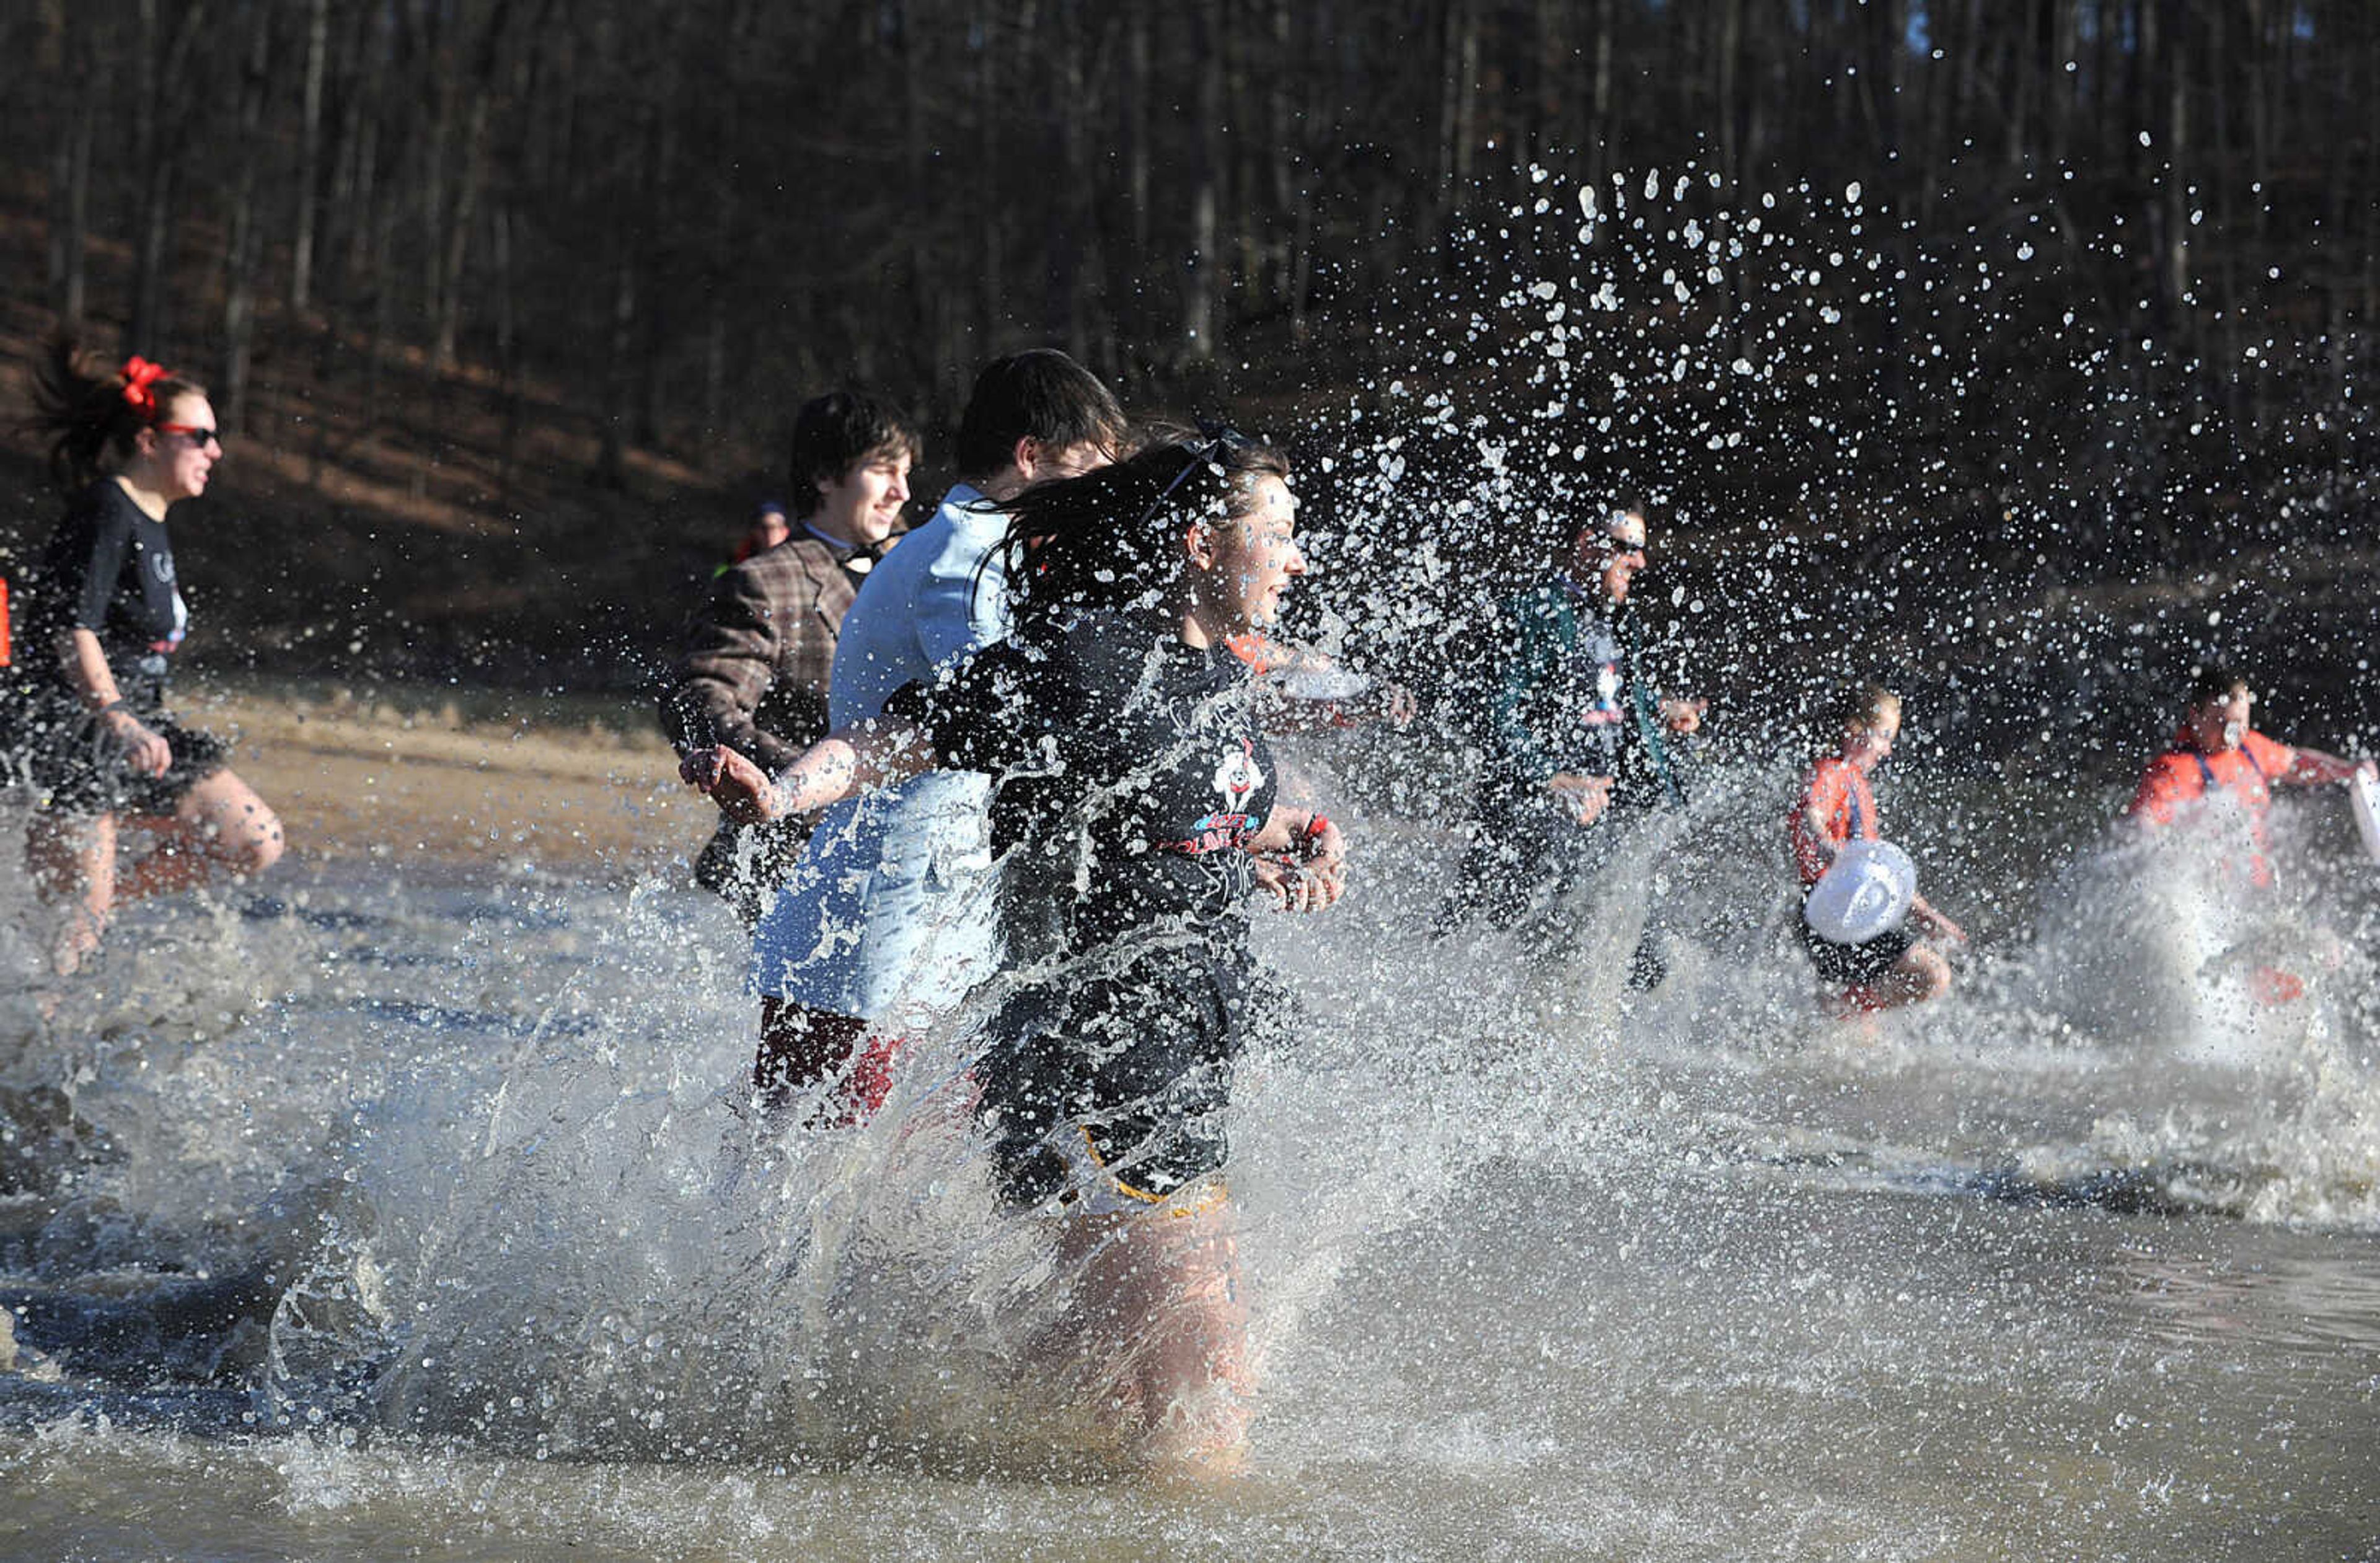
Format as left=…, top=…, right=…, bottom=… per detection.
left=98, top=698, right=134, bottom=717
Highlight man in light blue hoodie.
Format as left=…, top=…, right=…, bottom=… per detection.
left=747, top=350, right=1126, bottom=1119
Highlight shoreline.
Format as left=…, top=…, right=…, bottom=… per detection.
left=177, top=680, right=711, bottom=881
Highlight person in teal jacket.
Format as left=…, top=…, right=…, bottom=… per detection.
left=1434, top=508, right=1704, bottom=978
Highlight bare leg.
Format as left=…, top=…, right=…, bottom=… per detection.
left=1057, top=1199, right=1254, bottom=1479
left=113, top=770, right=284, bottom=904
left=1864, top=943, right=1952, bottom=1012
left=24, top=811, right=117, bottom=976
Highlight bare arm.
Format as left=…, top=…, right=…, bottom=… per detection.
left=1797, top=796, right=1841, bottom=871
left=1908, top=892, right=1966, bottom=946
left=681, top=718, right=936, bottom=824
left=58, top=628, right=170, bottom=776
left=2283, top=745, right=2373, bottom=787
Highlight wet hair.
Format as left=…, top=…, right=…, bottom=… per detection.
left=2187, top=665, right=2248, bottom=709
left=1836, top=683, right=1902, bottom=731
left=993, top=423, right=1291, bottom=644
left=954, top=350, right=1127, bottom=480
left=787, top=390, right=920, bottom=519
left=29, top=337, right=206, bottom=491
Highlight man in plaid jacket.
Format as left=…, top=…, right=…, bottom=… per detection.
left=663, top=390, right=920, bottom=925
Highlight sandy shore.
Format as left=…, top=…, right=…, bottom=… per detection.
left=183, top=684, right=713, bottom=880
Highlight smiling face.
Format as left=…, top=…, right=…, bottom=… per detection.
left=139, top=391, right=223, bottom=503
left=1196, top=475, right=1305, bottom=637
left=811, top=445, right=912, bottom=548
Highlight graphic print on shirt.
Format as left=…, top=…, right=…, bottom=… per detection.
left=139, top=545, right=188, bottom=672
left=1176, top=738, right=1265, bottom=855
left=1580, top=615, right=1624, bottom=730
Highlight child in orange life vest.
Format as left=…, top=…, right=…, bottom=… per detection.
left=2127, top=665, right=2373, bottom=893
left=1789, top=684, right=1964, bottom=1013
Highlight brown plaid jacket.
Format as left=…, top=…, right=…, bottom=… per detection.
left=660, top=534, right=881, bottom=773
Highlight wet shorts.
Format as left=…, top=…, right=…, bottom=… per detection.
left=1800, top=919, right=1915, bottom=987
left=7, top=696, right=229, bottom=819
left=975, top=953, right=1279, bottom=1213
left=1043, top=1123, right=1231, bottom=1218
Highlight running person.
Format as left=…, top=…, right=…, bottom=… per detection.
left=2127, top=665, right=2373, bottom=891
left=746, top=351, right=1124, bottom=1123
left=660, top=392, right=917, bottom=927
left=1789, top=684, right=1961, bottom=1013
left=689, top=428, right=1343, bottom=1475
left=1433, top=507, right=1703, bottom=983
left=6, top=342, right=284, bottom=976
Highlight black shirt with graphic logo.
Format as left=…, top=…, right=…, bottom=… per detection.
left=886, top=608, right=1279, bottom=968
left=22, top=479, right=189, bottom=708
left=885, top=609, right=1285, bottom=1202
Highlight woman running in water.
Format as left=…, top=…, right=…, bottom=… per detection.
left=687, top=426, right=1342, bottom=1475
left=7, top=343, right=283, bottom=976
left=1789, top=684, right=1961, bottom=1013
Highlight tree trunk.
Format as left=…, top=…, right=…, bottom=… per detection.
left=1181, top=3, right=1223, bottom=363
left=434, top=0, right=522, bottom=375
left=128, top=0, right=208, bottom=353
left=47, top=12, right=96, bottom=328
left=220, top=0, right=274, bottom=432
left=291, top=0, right=329, bottom=315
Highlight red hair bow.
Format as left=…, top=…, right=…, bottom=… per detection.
left=120, top=356, right=167, bottom=420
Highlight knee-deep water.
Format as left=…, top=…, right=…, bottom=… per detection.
left=2, top=738, right=2376, bottom=1562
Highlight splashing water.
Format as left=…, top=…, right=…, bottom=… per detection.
left=8, top=161, right=2380, bottom=1557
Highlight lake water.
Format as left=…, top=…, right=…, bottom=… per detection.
left=3, top=747, right=2377, bottom=1562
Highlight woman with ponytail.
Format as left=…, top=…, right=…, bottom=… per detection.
left=10, top=340, right=283, bottom=976
left=686, top=425, right=1346, bottom=1476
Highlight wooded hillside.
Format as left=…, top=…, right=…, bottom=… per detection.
left=4, top=0, right=2376, bottom=716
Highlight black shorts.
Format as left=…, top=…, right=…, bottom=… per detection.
left=1800, top=920, right=1915, bottom=987
left=4, top=692, right=229, bottom=819
left=975, top=948, right=1282, bottom=1210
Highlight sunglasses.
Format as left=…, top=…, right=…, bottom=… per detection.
left=156, top=422, right=222, bottom=451
left=1136, top=420, right=1254, bottom=534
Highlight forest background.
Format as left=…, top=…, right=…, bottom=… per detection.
left=2, top=0, right=2377, bottom=764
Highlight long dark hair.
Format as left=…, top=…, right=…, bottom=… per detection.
left=994, top=423, right=1291, bottom=644
left=29, top=337, right=206, bottom=491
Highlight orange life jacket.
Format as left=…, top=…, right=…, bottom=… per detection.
left=2128, top=728, right=2296, bottom=887
left=1790, top=755, right=1877, bottom=887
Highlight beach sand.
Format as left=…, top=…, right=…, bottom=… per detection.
left=182, top=684, right=712, bottom=880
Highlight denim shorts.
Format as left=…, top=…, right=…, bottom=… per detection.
left=749, top=770, right=998, bottom=1025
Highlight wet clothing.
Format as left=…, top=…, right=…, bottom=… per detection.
left=1438, top=580, right=1680, bottom=965
left=661, top=529, right=884, bottom=924
left=1484, top=578, right=1681, bottom=812
left=750, top=485, right=1005, bottom=1020
left=883, top=610, right=1282, bottom=1207
left=2127, top=728, right=2298, bottom=891
left=1789, top=757, right=1878, bottom=887
left=2128, top=729, right=2295, bottom=826
left=1800, top=918, right=1913, bottom=986
left=2, top=480, right=224, bottom=816
left=1790, top=754, right=1903, bottom=986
